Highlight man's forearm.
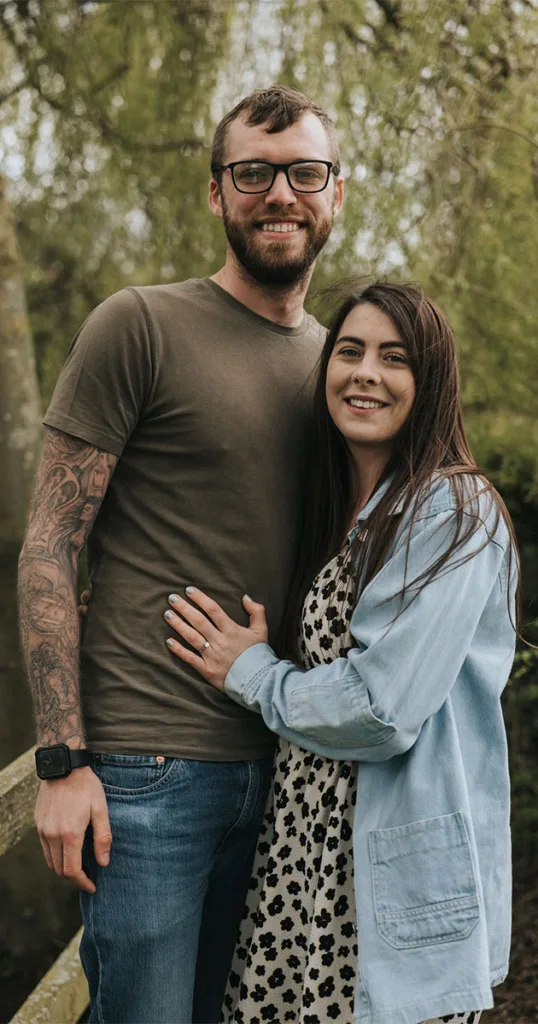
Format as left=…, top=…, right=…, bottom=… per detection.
left=17, top=427, right=117, bottom=748
left=18, top=545, right=85, bottom=747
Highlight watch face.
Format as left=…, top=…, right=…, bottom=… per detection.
left=36, top=745, right=70, bottom=779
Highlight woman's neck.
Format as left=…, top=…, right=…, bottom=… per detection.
left=350, top=446, right=393, bottom=516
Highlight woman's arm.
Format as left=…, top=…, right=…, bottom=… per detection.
left=164, top=503, right=514, bottom=761
left=225, top=507, right=513, bottom=760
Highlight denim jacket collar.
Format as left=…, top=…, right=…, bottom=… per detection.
left=347, top=473, right=402, bottom=542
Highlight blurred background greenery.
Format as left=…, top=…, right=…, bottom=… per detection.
left=0, top=0, right=536, bottom=1019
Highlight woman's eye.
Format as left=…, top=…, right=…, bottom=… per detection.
left=385, top=353, right=407, bottom=363
left=340, top=347, right=361, bottom=357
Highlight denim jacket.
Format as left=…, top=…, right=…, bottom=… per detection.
left=225, top=475, right=517, bottom=1024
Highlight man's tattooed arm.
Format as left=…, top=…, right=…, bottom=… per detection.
left=18, top=427, right=118, bottom=748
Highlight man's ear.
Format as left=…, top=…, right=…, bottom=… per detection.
left=333, top=175, right=345, bottom=218
left=208, top=177, right=223, bottom=219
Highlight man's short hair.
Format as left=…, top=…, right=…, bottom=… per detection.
left=211, top=85, right=340, bottom=176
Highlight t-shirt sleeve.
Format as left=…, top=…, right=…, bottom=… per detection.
left=43, top=287, right=153, bottom=457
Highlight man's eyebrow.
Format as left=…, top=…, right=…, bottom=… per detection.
left=336, top=335, right=408, bottom=349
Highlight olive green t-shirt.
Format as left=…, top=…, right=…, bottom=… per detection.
left=44, top=279, right=324, bottom=759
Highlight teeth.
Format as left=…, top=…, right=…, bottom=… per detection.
left=348, top=399, right=385, bottom=409
left=261, top=223, right=300, bottom=232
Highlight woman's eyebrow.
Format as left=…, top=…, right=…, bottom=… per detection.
left=336, top=335, right=408, bottom=349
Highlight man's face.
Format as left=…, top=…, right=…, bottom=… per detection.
left=209, top=112, right=344, bottom=286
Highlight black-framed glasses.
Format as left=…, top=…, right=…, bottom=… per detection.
left=212, top=160, right=337, bottom=194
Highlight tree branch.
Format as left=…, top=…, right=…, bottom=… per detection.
left=451, top=121, right=538, bottom=153
left=0, top=78, right=28, bottom=107
left=371, top=0, right=402, bottom=29
left=90, top=62, right=130, bottom=97
left=0, top=15, right=204, bottom=155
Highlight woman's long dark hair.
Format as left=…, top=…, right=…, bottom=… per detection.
left=279, top=281, right=521, bottom=662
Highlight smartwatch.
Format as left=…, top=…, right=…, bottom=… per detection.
left=35, top=744, right=94, bottom=780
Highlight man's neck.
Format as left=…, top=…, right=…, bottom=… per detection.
left=210, top=254, right=313, bottom=328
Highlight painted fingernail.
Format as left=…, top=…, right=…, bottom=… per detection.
left=164, top=610, right=173, bottom=621
left=244, top=594, right=253, bottom=602
left=186, top=586, right=194, bottom=594
left=169, top=594, right=179, bottom=604
left=166, top=638, right=175, bottom=648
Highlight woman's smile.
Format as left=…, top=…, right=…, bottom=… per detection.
left=344, top=393, right=390, bottom=414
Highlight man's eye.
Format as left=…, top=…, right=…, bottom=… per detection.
left=235, top=165, right=271, bottom=185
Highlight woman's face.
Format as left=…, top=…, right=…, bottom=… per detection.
left=325, top=302, right=416, bottom=455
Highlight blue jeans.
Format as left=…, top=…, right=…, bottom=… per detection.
left=80, top=753, right=273, bottom=1024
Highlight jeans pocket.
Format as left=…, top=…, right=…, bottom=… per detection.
left=369, top=811, right=480, bottom=949
left=92, top=753, right=185, bottom=794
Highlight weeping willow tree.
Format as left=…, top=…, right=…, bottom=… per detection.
left=246, top=0, right=538, bottom=496
left=0, top=0, right=234, bottom=401
left=2, top=0, right=536, bottom=491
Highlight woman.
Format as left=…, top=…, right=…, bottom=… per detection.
left=163, top=282, right=518, bottom=1024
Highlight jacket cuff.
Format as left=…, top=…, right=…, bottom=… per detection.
left=224, top=643, right=277, bottom=708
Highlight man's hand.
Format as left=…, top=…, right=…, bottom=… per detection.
left=35, top=766, right=112, bottom=894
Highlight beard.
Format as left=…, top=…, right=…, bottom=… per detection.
left=220, top=194, right=335, bottom=287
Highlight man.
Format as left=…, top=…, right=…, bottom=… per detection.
left=18, top=85, right=344, bottom=1024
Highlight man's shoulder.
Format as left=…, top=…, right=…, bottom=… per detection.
left=127, top=278, right=253, bottom=333
left=305, top=313, right=327, bottom=341
left=294, top=310, right=326, bottom=354
left=128, top=277, right=206, bottom=302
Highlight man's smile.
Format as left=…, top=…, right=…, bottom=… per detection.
left=256, top=220, right=305, bottom=235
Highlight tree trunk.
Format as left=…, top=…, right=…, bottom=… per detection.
left=0, top=170, right=42, bottom=761
left=0, top=177, right=80, bottom=1021
left=0, top=172, right=42, bottom=546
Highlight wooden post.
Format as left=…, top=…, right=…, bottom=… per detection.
left=8, top=926, right=89, bottom=1024
left=0, top=746, right=38, bottom=856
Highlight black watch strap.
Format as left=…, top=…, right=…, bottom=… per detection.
left=69, top=749, right=94, bottom=769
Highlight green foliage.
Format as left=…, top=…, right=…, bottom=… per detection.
left=1, top=1, right=537, bottom=491
left=1, top=0, right=232, bottom=401
left=504, top=634, right=538, bottom=866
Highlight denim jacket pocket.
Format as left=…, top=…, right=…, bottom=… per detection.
left=369, top=811, right=480, bottom=949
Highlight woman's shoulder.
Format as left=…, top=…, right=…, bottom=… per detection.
left=407, top=472, right=511, bottom=549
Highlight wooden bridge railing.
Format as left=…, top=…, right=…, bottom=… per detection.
left=0, top=747, right=89, bottom=1024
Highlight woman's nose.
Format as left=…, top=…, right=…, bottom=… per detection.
left=351, top=364, right=382, bottom=385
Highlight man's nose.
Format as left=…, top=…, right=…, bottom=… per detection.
left=264, top=170, right=297, bottom=206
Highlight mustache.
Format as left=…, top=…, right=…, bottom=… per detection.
left=250, top=209, right=311, bottom=226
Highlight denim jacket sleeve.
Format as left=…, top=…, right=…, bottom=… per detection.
left=224, top=501, right=513, bottom=761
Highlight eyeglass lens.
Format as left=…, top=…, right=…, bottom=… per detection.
left=232, top=162, right=329, bottom=193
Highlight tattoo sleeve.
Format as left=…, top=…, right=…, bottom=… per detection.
left=18, top=427, right=118, bottom=748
